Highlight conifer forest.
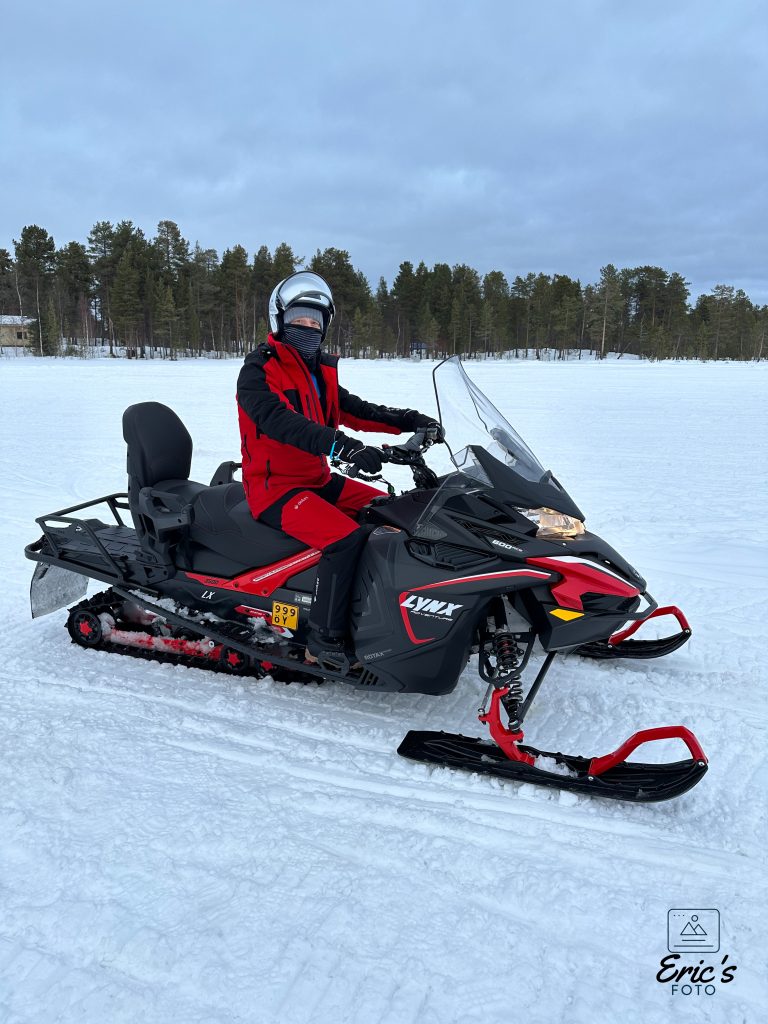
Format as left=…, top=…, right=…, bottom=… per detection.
left=2, top=221, right=765, bottom=360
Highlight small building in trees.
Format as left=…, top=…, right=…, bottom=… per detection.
left=0, top=315, right=36, bottom=346
left=410, top=339, right=430, bottom=358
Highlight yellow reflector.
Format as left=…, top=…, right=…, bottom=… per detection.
left=550, top=608, right=584, bottom=621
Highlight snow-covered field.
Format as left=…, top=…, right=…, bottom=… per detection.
left=1, top=355, right=766, bottom=1024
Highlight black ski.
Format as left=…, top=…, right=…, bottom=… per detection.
left=575, top=631, right=691, bottom=660
left=397, top=730, right=708, bottom=803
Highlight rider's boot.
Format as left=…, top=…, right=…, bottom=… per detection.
left=305, top=629, right=362, bottom=672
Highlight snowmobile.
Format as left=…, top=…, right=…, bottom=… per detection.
left=25, top=356, right=706, bottom=803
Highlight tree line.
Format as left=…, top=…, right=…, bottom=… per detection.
left=2, top=221, right=765, bottom=361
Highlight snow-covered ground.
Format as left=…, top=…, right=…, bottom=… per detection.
left=1, top=356, right=766, bottom=1024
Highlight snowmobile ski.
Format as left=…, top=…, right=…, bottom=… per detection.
left=575, top=605, right=691, bottom=660
left=397, top=676, right=708, bottom=803
left=397, top=727, right=708, bottom=803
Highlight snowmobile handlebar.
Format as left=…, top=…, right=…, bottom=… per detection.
left=339, top=430, right=440, bottom=489
left=380, top=428, right=434, bottom=464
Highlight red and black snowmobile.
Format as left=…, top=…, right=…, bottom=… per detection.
left=25, top=357, right=705, bottom=803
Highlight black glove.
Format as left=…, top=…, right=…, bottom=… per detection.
left=413, top=415, right=445, bottom=444
left=334, top=434, right=383, bottom=475
left=399, top=410, right=445, bottom=443
left=422, top=420, right=445, bottom=445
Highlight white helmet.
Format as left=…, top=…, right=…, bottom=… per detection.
left=269, top=271, right=335, bottom=340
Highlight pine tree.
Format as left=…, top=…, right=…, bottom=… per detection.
left=374, top=276, right=395, bottom=352
left=87, top=220, right=114, bottom=345
left=87, top=220, right=144, bottom=354
left=272, top=242, right=298, bottom=282
left=753, top=310, right=767, bottom=361
left=710, top=284, right=736, bottom=360
left=218, top=245, right=250, bottom=353
left=185, top=281, right=201, bottom=355
left=365, top=300, right=388, bottom=357
left=190, top=245, right=219, bottom=351
left=0, top=248, right=17, bottom=315
left=429, top=263, right=453, bottom=347
left=482, top=271, right=510, bottom=353
left=153, top=220, right=190, bottom=284
left=254, top=317, right=269, bottom=348
left=478, top=299, right=495, bottom=357
left=416, top=302, right=439, bottom=357
left=252, top=245, right=274, bottom=341
left=56, top=241, right=91, bottom=346
left=449, top=294, right=463, bottom=356
left=510, top=273, right=536, bottom=354
left=112, top=248, right=142, bottom=355
left=41, top=293, right=60, bottom=356
left=391, top=261, right=418, bottom=356
left=665, top=273, right=690, bottom=357
left=593, top=264, right=624, bottom=358
left=530, top=274, right=558, bottom=354
left=451, top=265, right=481, bottom=356
left=13, top=225, right=56, bottom=355
left=309, top=247, right=372, bottom=353
left=350, top=307, right=366, bottom=358
left=154, top=281, right=177, bottom=358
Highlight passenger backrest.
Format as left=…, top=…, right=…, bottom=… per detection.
left=122, top=402, right=193, bottom=489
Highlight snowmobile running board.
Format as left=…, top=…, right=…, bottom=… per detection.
left=108, top=587, right=357, bottom=686
left=575, top=606, right=692, bottom=660
left=397, top=727, right=708, bottom=803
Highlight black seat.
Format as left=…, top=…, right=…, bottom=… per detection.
left=122, top=402, right=305, bottom=575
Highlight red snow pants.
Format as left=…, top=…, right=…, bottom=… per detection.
left=259, top=474, right=383, bottom=636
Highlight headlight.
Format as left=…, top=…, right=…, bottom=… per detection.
left=523, top=507, right=585, bottom=539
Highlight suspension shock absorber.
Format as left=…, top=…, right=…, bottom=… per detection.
left=492, top=630, right=525, bottom=724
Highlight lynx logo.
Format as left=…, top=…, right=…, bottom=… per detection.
left=201, top=590, right=216, bottom=600
left=400, top=594, right=463, bottom=618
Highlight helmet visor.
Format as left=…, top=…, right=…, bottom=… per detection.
left=278, top=272, right=334, bottom=315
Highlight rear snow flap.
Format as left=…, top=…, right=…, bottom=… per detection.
left=30, top=561, right=88, bottom=618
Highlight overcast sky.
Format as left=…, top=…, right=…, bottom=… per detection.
left=2, top=0, right=766, bottom=302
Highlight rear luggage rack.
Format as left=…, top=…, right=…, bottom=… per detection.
left=25, top=494, right=172, bottom=588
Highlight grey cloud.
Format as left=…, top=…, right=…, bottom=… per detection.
left=1, top=0, right=765, bottom=302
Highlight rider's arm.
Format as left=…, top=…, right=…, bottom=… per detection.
left=338, top=387, right=423, bottom=435
left=237, top=354, right=335, bottom=455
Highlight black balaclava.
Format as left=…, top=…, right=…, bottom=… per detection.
left=282, top=304, right=324, bottom=361
left=282, top=323, right=322, bottom=360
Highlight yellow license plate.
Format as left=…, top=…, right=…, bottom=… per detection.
left=271, top=601, right=299, bottom=629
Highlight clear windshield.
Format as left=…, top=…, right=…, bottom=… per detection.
left=434, top=356, right=546, bottom=484
left=413, top=356, right=580, bottom=539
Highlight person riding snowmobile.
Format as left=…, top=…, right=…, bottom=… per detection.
left=237, top=270, right=443, bottom=665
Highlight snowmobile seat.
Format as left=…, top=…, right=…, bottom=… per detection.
left=122, top=402, right=306, bottom=574
left=165, top=478, right=305, bottom=574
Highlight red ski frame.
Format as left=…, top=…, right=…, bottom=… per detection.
left=479, top=685, right=707, bottom=776
left=608, top=604, right=690, bottom=645
left=478, top=687, right=536, bottom=765
left=588, top=726, right=707, bottom=775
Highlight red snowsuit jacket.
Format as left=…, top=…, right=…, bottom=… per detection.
left=237, top=337, right=410, bottom=517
